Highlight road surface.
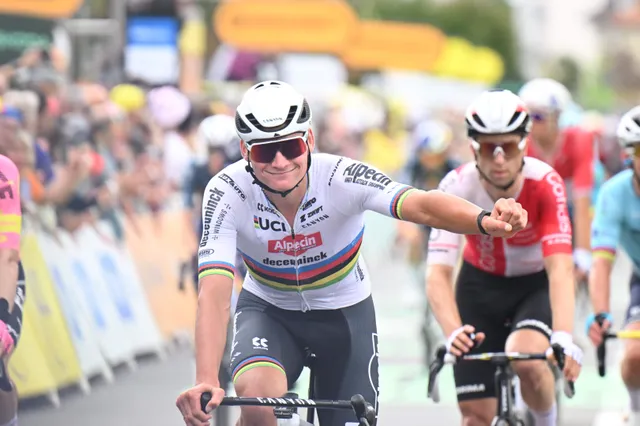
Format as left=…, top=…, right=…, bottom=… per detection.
left=19, top=213, right=633, bottom=425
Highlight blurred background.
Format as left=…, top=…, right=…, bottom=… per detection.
left=1, top=0, right=637, bottom=424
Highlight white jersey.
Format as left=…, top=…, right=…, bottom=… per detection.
left=427, top=157, right=572, bottom=277
left=197, top=154, right=416, bottom=311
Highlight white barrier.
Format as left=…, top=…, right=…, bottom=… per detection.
left=78, top=223, right=165, bottom=358
left=47, top=228, right=137, bottom=367
left=36, top=232, right=113, bottom=388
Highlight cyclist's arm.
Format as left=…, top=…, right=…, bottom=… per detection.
left=572, top=131, right=596, bottom=266
left=0, top=156, right=21, bottom=311
left=540, top=170, right=575, bottom=333
left=426, top=227, right=463, bottom=336
left=334, top=160, right=486, bottom=234
left=195, top=178, right=238, bottom=387
left=588, top=185, right=621, bottom=314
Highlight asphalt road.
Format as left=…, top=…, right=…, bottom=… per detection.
left=18, top=213, right=634, bottom=425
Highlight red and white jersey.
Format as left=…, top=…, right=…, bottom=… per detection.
left=526, top=127, right=595, bottom=201
left=427, top=157, right=573, bottom=276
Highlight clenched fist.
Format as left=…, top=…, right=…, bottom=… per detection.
left=481, top=198, right=528, bottom=238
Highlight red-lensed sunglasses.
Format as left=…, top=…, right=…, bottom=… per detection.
left=471, top=138, right=526, bottom=159
left=248, top=136, right=308, bottom=164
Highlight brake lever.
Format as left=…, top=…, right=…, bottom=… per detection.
left=595, top=315, right=608, bottom=378
left=551, top=343, right=575, bottom=398
left=427, top=346, right=447, bottom=401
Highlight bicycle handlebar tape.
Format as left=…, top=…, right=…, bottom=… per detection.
left=200, top=391, right=212, bottom=413
left=350, top=394, right=366, bottom=416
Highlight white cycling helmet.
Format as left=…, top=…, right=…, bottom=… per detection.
left=235, top=80, right=312, bottom=144
left=412, top=119, right=452, bottom=154
left=196, top=114, right=241, bottom=161
left=465, top=89, right=531, bottom=138
left=518, top=78, right=572, bottom=112
left=617, top=105, right=640, bottom=148
left=198, top=114, right=238, bottom=148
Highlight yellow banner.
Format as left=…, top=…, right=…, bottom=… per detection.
left=212, top=0, right=505, bottom=83
left=8, top=307, right=57, bottom=398
left=0, top=0, right=83, bottom=19
left=124, top=212, right=197, bottom=339
left=214, top=0, right=357, bottom=54
left=341, top=20, right=445, bottom=72
left=18, top=234, right=82, bottom=390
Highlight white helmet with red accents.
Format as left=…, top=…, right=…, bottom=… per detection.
left=465, top=89, right=531, bottom=138
left=617, top=105, right=640, bottom=148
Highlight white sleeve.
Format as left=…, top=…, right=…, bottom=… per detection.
left=329, top=157, right=417, bottom=219
left=426, top=169, right=464, bottom=267
left=197, top=172, right=240, bottom=282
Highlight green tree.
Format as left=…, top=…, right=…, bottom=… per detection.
left=547, top=56, right=582, bottom=94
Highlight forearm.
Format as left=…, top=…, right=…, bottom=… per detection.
left=426, top=268, right=462, bottom=336
left=573, top=196, right=591, bottom=251
left=404, top=190, right=483, bottom=234
left=589, top=257, right=612, bottom=313
left=548, top=260, right=575, bottom=333
left=195, top=277, right=232, bottom=386
left=45, top=171, right=81, bottom=204
left=0, top=251, right=19, bottom=311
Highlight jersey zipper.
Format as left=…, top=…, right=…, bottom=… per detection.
left=265, top=195, right=312, bottom=312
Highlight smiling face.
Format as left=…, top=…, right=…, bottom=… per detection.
left=240, top=131, right=314, bottom=192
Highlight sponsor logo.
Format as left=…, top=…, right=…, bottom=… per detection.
left=200, top=187, right=225, bottom=247
left=328, top=158, right=343, bottom=186
left=262, top=252, right=328, bottom=266
left=477, top=234, right=497, bottom=273
left=199, top=249, right=215, bottom=258
left=252, top=337, right=269, bottom=349
left=300, top=205, right=324, bottom=223
left=456, top=384, right=486, bottom=395
left=257, top=202, right=278, bottom=215
left=218, top=173, right=246, bottom=201
left=356, top=261, right=365, bottom=281
left=545, top=172, right=572, bottom=238
left=301, top=197, right=317, bottom=211
left=268, top=232, right=323, bottom=256
left=301, top=214, right=329, bottom=229
left=343, top=162, right=392, bottom=190
left=254, top=216, right=287, bottom=232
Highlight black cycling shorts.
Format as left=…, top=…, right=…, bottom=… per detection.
left=454, top=261, right=552, bottom=401
left=5, top=262, right=25, bottom=347
left=229, top=290, right=379, bottom=426
left=626, top=273, right=640, bottom=325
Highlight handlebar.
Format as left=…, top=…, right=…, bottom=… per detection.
left=596, top=327, right=640, bottom=377
left=428, top=343, right=575, bottom=401
left=200, top=392, right=376, bottom=426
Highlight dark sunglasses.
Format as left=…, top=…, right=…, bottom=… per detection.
left=248, top=137, right=307, bottom=164
left=530, top=112, right=547, bottom=122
